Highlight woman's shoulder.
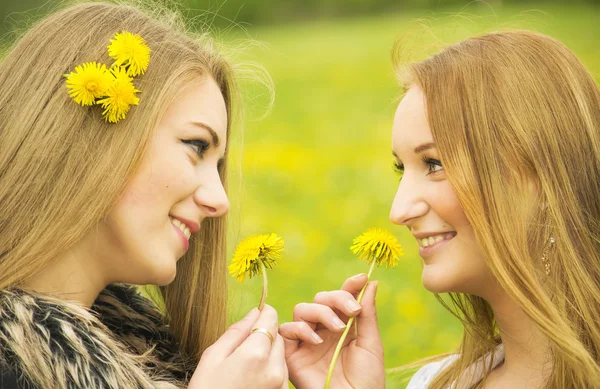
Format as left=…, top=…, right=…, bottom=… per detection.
left=0, top=284, right=191, bottom=387
left=406, top=345, right=505, bottom=388
left=406, top=354, right=459, bottom=389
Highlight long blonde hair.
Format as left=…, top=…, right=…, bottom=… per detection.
left=0, top=0, right=238, bottom=368
left=394, top=30, right=600, bottom=388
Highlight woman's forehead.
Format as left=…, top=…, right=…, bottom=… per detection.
left=392, top=87, right=434, bottom=156
left=161, top=79, right=227, bottom=138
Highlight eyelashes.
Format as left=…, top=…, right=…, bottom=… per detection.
left=392, top=156, right=443, bottom=179
left=183, top=139, right=210, bottom=159
left=422, top=156, right=443, bottom=174
left=393, top=161, right=404, bottom=179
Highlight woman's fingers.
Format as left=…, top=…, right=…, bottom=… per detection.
left=280, top=274, right=377, bottom=367
left=281, top=276, right=369, bottom=355
left=202, top=307, right=260, bottom=363
left=236, top=304, right=279, bottom=359
left=340, top=273, right=369, bottom=295
left=192, top=306, right=288, bottom=389
left=279, top=321, right=324, bottom=352
left=293, top=302, right=349, bottom=332
left=280, top=336, right=290, bottom=389
left=266, top=335, right=288, bottom=388
left=355, top=281, right=384, bottom=357
left=313, top=289, right=363, bottom=318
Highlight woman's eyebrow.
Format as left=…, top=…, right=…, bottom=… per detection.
left=189, top=121, right=220, bottom=147
left=392, top=142, right=436, bottom=158
left=414, top=142, right=436, bottom=153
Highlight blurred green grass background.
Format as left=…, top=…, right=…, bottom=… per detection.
left=223, top=3, right=600, bottom=388
left=1, top=1, right=599, bottom=388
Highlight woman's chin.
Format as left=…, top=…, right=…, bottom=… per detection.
left=152, top=261, right=178, bottom=286
left=421, top=264, right=457, bottom=294
left=153, top=270, right=177, bottom=286
left=131, top=256, right=178, bottom=286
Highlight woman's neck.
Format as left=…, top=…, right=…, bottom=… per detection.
left=22, top=244, right=107, bottom=308
left=485, top=291, right=552, bottom=387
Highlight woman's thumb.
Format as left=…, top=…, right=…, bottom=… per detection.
left=355, top=281, right=383, bottom=355
left=204, top=308, right=260, bottom=360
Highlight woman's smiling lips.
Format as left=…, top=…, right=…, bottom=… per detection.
left=169, top=215, right=201, bottom=252
left=413, top=231, right=457, bottom=257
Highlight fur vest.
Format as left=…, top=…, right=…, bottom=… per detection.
left=0, top=284, right=195, bottom=388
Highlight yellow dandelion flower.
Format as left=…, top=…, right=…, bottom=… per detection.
left=351, top=227, right=403, bottom=268
left=326, top=228, right=403, bottom=389
left=107, top=31, right=151, bottom=77
left=96, top=67, right=140, bottom=123
left=230, top=233, right=284, bottom=311
left=229, top=233, right=283, bottom=282
left=65, top=62, right=112, bottom=106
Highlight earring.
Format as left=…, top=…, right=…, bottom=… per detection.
left=541, top=235, right=555, bottom=275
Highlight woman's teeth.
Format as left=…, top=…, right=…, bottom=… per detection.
left=171, top=218, right=191, bottom=239
left=418, top=232, right=456, bottom=248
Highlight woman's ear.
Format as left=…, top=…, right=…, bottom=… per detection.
left=525, top=177, right=546, bottom=212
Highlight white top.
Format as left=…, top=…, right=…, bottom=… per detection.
left=406, top=344, right=505, bottom=389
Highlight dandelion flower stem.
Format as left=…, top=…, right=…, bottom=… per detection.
left=324, top=260, right=376, bottom=389
left=258, top=260, right=268, bottom=311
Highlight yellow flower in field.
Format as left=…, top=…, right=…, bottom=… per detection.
left=107, top=31, right=151, bottom=77
left=229, top=233, right=284, bottom=282
left=65, top=62, right=112, bottom=106
left=351, top=227, right=403, bottom=268
left=96, top=67, right=140, bottom=123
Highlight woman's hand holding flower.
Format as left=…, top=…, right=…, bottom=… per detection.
left=188, top=305, right=288, bottom=389
left=279, top=274, right=385, bottom=389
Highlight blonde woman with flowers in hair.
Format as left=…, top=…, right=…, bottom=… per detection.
left=0, top=2, right=287, bottom=389
left=280, top=30, right=600, bottom=389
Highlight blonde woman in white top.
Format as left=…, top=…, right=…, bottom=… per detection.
left=280, top=30, right=600, bottom=389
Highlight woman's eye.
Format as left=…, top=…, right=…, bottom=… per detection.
left=393, top=157, right=442, bottom=180
left=422, top=156, right=443, bottom=174
left=183, top=139, right=210, bottom=159
left=393, top=161, right=404, bottom=180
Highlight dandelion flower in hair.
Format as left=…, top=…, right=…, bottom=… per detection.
left=65, top=30, right=149, bottom=123
left=325, top=228, right=403, bottom=389
left=96, top=67, right=140, bottom=123
left=107, top=31, right=151, bottom=77
left=229, top=233, right=284, bottom=310
left=65, top=62, right=113, bottom=106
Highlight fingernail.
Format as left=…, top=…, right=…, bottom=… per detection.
left=332, top=316, right=346, bottom=329
left=312, top=332, right=324, bottom=344
left=351, top=273, right=366, bottom=280
left=345, top=300, right=362, bottom=312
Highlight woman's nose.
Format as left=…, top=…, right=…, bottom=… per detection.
left=193, top=170, right=230, bottom=217
left=389, top=177, right=428, bottom=226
